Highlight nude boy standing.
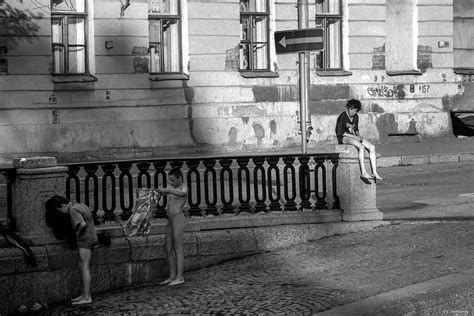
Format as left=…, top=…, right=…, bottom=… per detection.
left=158, top=167, right=188, bottom=286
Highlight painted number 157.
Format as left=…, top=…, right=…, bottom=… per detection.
left=419, top=85, right=430, bottom=93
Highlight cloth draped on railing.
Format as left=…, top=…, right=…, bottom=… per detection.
left=124, top=189, right=162, bottom=237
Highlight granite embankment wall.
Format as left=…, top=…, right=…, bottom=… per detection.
left=0, top=146, right=382, bottom=314
left=0, top=213, right=386, bottom=314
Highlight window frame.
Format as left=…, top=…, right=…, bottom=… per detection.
left=148, top=1, right=183, bottom=75
left=50, top=1, right=89, bottom=75
left=315, top=0, right=343, bottom=71
left=239, top=0, right=271, bottom=73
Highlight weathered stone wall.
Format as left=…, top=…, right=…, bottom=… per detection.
left=0, top=215, right=387, bottom=314
left=0, top=0, right=464, bottom=163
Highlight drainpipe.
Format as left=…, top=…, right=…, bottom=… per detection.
left=298, top=0, right=311, bottom=154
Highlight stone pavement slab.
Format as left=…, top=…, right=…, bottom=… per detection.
left=47, top=221, right=474, bottom=315
left=376, top=136, right=474, bottom=167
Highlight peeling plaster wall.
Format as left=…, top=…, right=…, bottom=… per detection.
left=0, top=0, right=463, bottom=163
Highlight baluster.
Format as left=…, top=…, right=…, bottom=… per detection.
left=101, top=164, right=116, bottom=221
left=153, top=161, right=168, bottom=218
left=314, top=156, right=328, bottom=209
left=203, top=159, right=218, bottom=216
left=219, top=158, right=234, bottom=214
left=137, top=162, right=151, bottom=188
left=84, top=164, right=99, bottom=223
left=1, top=170, right=16, bottom=231
left=186, top=160, right=202, bottom=217
left=331, top=155, right=340, bottom=210
left=237, top=158, right=251, bottom=214
left=66, top=165, right=81, bottom=203
left=267, top=156, right=282, bottom=212
left=298, top=155, right=311, bottom=210
left=253, top=157, right=267, bottom=213
left=118, top=162, right=134, bottom=220
left=283, top=156, right=297, bottom=211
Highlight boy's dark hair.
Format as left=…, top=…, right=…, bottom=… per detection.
left=45, top=195, right=77, bottom=249
left=168, top=167, right=183, bottom=179
left=45, top=195, right=69, bottom=212
left=346, top=99, right=362, bottom=112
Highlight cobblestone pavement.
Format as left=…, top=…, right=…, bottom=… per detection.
left=48, top=221, right=474, bottom=315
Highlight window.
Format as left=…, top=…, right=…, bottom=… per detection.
left=0, top=47, right=7, bottom=74
left=315, top=0, right=342, bottom=70
left=51, top=0, right=87, bottom=74
left=453, top=0, right=474, bottom=74
left=148, top=0, right=182, bottom=74
left=239, top=0, right=270, bottom=71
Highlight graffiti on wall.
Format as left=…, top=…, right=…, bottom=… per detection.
left=367, top=85, right=396, bottom=98
left=367, top=84, right=431, bottom=99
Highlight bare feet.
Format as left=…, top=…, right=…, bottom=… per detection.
left=159, top=278, right=174, bottom=285
left=361, top=172, right=372, bottom=180
left=71, top=295, right=83, bottom=302
left=71, top=297, right=92, bottom=305
left=168, top=278, right=185, bottom=286
left=373, top=174, right=383, bottom=181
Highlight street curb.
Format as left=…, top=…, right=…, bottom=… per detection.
left=379, top=152, right=474, bottom=168
left=318, top=268, right=474, bottom=315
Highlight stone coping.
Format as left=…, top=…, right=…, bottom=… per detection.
left=9, top=210, right=343, bottom=246
left=12, top=157, right=57, bottom=169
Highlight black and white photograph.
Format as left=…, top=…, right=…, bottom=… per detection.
left=1, top=0, right=474, bottom=315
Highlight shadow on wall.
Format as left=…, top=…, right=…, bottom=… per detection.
left=0, top=1, right=41, bottom=47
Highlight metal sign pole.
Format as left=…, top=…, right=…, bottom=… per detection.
left=299, top=52, right=307, bottom=154
left=298, top=0, right=310, bottom=155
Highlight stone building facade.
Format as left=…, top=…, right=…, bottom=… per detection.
left=0, top=0, right=472, bottom=163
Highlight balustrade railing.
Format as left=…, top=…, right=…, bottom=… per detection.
left=63, top=153, right=340, bottom=224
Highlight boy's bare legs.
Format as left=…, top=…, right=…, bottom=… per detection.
left=168, top=213, right=185, bottom=285
left=343, top=137, right=372, bottom=179
left=160, top=224, right=176, bottom=284
left=72, top=248, right=93, bottom=305
left=362, top=139, right=382, bottom=180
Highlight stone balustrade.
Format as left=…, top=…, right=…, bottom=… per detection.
left=0, top=150, right=384, bottom=314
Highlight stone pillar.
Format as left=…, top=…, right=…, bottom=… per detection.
left=335, top=145, right=383, bottom=221
left=12, top=157, right=68, bottom=245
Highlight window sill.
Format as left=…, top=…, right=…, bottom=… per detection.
left=239, top=71, right=279, bottom=78
left=454, top=68, right=474, bottom=75
left=315, top=70, right=352, bottom=77
left=386, top=70, right=422, bottom=76
left=51, top=74, right=98, bottom=83
left=149, top=73, right=189, bottom=81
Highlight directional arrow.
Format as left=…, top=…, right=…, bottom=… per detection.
left=278, top=35, right=323, bottom=48
left=274, top=28, right=324, bottom=54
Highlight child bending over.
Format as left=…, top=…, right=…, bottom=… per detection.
left=45, top=196, right=97, bottom=305
left=335, top=99, right=383, bottom=181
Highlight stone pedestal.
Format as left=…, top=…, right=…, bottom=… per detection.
left=335, top=145, right=383, bottom=221
left=12, top=157, right=68, bottom=245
